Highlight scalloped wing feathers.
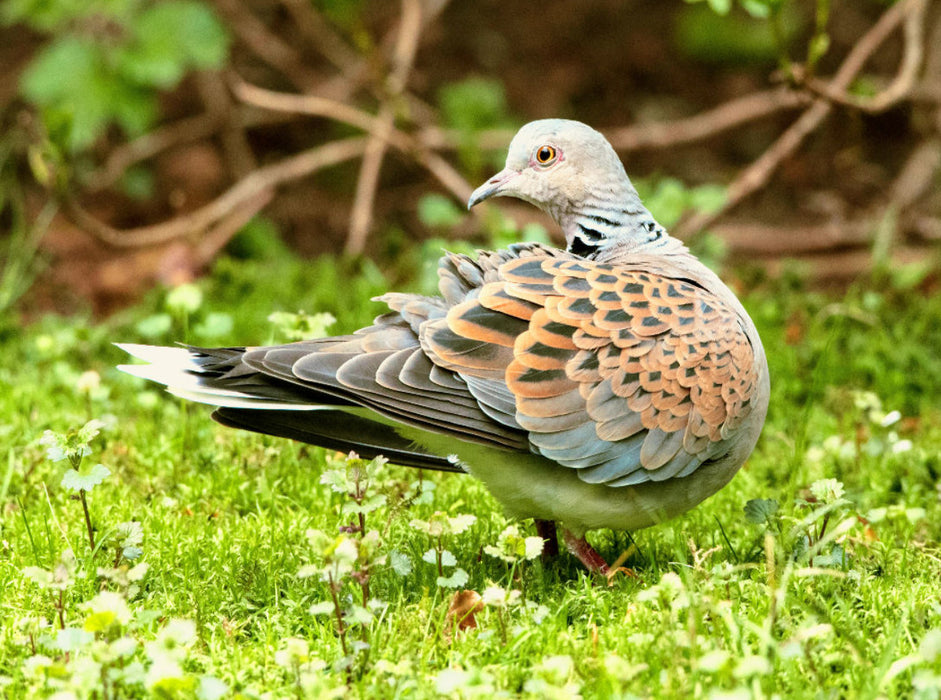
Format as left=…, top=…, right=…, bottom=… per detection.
left=421, top=245, right=760, bottom=486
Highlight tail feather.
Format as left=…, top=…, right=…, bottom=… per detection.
left=212, top=407, right=463, bottom=473
left=116, top=342, right=322, bottom=410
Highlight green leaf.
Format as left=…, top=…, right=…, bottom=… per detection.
left=268, top=310, right=336, bottom=341
left=741, top=0, right=772, bottom=18
left=706, top=0, right=732, bottom=15
left=135, top=313, right=172, bottom=338
left=520, top=222, right=551, bottom=245
left=120, top=1, right=229, bottom=88
left=77, top=418, right=105, bottom=444
left=389, top=550, right=412, bottom=577
left=346, top=604, right=373, bottom=626
left=61, top=463, right=110, bottom=492
left=21, top=38, right=110, bottom=148
left=438, top=77, right=513, bottom=175
left=116, top=520, right=143, bottom=548
left=809, top=478, right=845, bottom=504
left=53, top=627, right=93, bottom=653
left=421, top=548, right=438, bottom=565
left=645, top=178, right=688, bottom=228
left=197, top=676, right=229, bottom=700
left=689, top=183, right=727, bottom=214
left=437, top=568, right=468, bottom=589
left=744, top=498, right=779, bottom=524
left=194, top=312, right=234, bottom=339
left=807, top=33, right=830, bottom=68
left=1, top=0, right=136, bottom=32
left=438, top=78, right=509, bottom=132
left=675, top=4, right=783, bottom=64
left=20, top=34, right=159, bottom=150
left=417, top=194, right=463, bottom=229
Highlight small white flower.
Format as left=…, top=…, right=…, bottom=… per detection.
left=880, top=410, right=902, bottom=427
left=481, top=585, right=521, bottom=608
left=734, top=654, right=772, bottom=678
left=84, top=591, right=132, bottom=628
left=809, top=478, right=845, bottom=503
left=275, top=637, right=310, bottom=668
left=145, top=654, right=185, bottom=690
left=76, top=370, right=101, bottom=394
left=891, top=439, right=913, bottom=454
left=435, top=668, right=470, bottom=694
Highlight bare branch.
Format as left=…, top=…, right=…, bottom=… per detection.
left=605, top=88, right=810, bottom=151
left=346, top=0, right=424, bottom=256
left=88, top=108, right=292, bottom=191
left=712, top=134, right=941, bottom=256
left=802, top=0, right=928, bottom=114
left=677, top=0, right=924, bottom=237
left=196, top=72, right=256, bottom=179
left=231, top=76, right=476, bottom=205
left=886, top=137, right=941, bottom=210
left=279, top=0, right=361, bottom=75
left=69, top=138, right=368, bottom=248
left=212, top=0, right=320, bottom=90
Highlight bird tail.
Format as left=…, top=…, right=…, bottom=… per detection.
left=116, top=343, right=321, bottom=410
left=116, top=343, right=462, bottom=473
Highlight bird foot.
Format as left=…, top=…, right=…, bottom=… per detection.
left=562, top=529, right=610, bottom=575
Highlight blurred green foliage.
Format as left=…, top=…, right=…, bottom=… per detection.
left=437, top=77, right=516, bottom=177
left=676, top=4, right=783, bottom=64
left=634, top=177, right=727, bottom=229
left=3, top=0, right=229, bottom=152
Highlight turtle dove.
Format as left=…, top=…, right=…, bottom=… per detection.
left=118, top=119, right=769, bottom=573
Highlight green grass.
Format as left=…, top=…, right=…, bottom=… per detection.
left=1, top=248, right=940, bottom=699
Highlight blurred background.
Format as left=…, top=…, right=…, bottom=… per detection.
left=1, top=0, right=939, bottom=318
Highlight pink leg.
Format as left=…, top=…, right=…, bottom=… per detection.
left=562, top=529, right=610, bottom=575
left=534, top=519, right=559, bottom=559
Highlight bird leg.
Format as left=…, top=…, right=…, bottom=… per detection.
left=534, top=519, right=559, bottom=559
left=562, top=529, right=610, bottom=575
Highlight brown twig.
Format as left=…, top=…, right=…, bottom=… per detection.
left=346, top=0, right=423, bottom=256
left=711, top=220, right=868, bottom=256
left=886, top=137, right=941, bottom=210
left=68, top=137, right=368, bottom=248
left=913, top=217, right=941, bottom=240
left=212, top=0, right=320, bottom=90
left=230, top=78, right=475, bottom=204
left=713, top=133, right=941, bottom=256
left=755, top=245, right=928, bottom=281
left=194, top=190, right=273, bottom=265
left=605, top=88, right=811, bottom=151
left=87, top=108, right=291, bottom=191
left=311, top=0, right=452, bottom=108
left=802, top=0, right=928, bottom=114
left=196, top=72, right=256, bottom=179
left=279, top=0, right=361, bottom=76
left=677, top=0, right=924, bottom=237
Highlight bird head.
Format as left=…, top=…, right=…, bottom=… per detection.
left=467, top=120, right=643, bottom=237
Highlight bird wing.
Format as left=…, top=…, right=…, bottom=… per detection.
left=422, top=248, right=761, bottom=486
left=179, top=243, right=759, bottom=488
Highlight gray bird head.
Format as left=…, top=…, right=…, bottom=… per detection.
left=468, top=119, right=656, bottom=255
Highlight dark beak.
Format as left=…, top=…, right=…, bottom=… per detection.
left=467, top=168, right=519, bottom=210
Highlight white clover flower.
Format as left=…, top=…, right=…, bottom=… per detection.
left=76, top=370, right=101, bottom=394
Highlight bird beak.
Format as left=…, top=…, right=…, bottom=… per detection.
left=467, top=168, right=519, bottom=210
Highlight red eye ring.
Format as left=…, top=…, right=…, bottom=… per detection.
left=534, top=145, right=557, bottom=165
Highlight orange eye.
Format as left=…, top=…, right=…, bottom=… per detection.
left=534, top=145, right=557, bottom=165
